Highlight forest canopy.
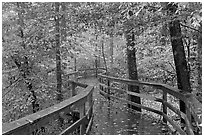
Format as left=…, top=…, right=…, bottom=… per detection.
left=2, top=2, right=202, bottom=130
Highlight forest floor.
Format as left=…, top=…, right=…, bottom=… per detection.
left=78, top=77, right=173, bottom=135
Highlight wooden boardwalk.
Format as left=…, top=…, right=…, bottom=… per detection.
left=79, top=78, right=171, bottom=135
left=2, top=68, right=201, bottom=135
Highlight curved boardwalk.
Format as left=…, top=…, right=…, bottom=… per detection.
left=79, top=78, right=171, bottom=135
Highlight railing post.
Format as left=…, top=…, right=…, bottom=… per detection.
left=79, top=103, right=85, bottom=135
left=186, top=103, right=192, bottom=134
left=162, top=91, right=167, bottom=124
left=67, top=75, right=70, bottom=87
left=99, top=77, right=102, bottom=91
left=74, top=72, right=78, bottom=82
left=89, top=90, right=93, bottom=117
left=107, top=78, right=110, bottom=100
left=71, top=82, right=76, bottom=97
left=95, top=67, right=98, bottom=78
left=84, top=70, right=87, bottom=79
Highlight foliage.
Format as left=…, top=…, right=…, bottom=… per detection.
left=2, top=2, right=202, bottom=132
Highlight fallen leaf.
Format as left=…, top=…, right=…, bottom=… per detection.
left=132, top=124, right=137, bottom=128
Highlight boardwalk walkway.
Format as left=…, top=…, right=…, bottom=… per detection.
left=79, top=78, right=171, bottom=135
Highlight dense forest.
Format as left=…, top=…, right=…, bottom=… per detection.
left=2, top=2, right=202, bottom=133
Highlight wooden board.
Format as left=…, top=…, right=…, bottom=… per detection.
left=99, top=89, right=163, bottom=115
left=60, top=116, right=88, bottom=135
left=2, top=85, right=94, bottom=135
left=162, top=114, right=186, bottom=135
left=98, top=74, right=186, bottom=102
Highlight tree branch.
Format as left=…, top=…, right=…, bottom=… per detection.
left=180, top=23, right=202, bottom=33
left=2, top=77, right=22, bottom=98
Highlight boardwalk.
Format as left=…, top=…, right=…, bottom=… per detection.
left=2, top=75, right=201, bottom=135
left=79, top=78, right=171, bottom=135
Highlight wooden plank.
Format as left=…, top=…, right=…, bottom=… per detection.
left=99, top=90, right=163, bottom=115
left=60, top=116, right=88, bottom=135
left=162, top=114, right=186, bottom=135
left=162, top=91, right=167, bottom=123
left=98, top=74, right=186, bottom=102
left=65, top=71, right=79, bottom=76
left=2, top=86, right=94, bottom=135
left=67, top=80, right=88, bottom=88
left=79, top=104, right=85, bottom=135
left=158, top=84, right=186, bottom=103
left=86, top=102, right=94, bottom=119
left=162, top=100, right=194, bottom=134
left=86, top=100, right=94, bottom=120
left=185, top=94, right=202, bottom=124
left=162, top=101, right=184, bottom=119
left=78, top=67, right=105, bottom=72
left=71, top=82, right=76, bottom=97
left=61, top=102, right=93, bottom=135
left=184, top=112, right=194, bottom=135
left=100, top=79, right=198, bottom=135
left=85, top=115, right=93, bottom=135
left=99, top=83, right=163, bottom=103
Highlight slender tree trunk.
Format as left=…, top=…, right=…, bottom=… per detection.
left=61, top=3, right=67, bottom=42
left=110, top=31, right=114, bottom=69
left=94, top=25, right=98, bottom=77
left=166, top=3, right=191, bottom=125
left=125, top=11, right=141, bottom=112
left=74, top=58, right=77, bottom=71
left=16, top=2, right=39, bottom=113
left=101, top=35, right=108, bottom=72
left=55, top=2, right=64, bottom=127
left=186, top=40, right=191, bottom=73
left=55, top=2, right=63, bottom=102
left=197, top=24, right=202, bottom=96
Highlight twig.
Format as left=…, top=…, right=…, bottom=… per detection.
left=180, top=23, right=201, bottom=33
left=2, top=77, right=21, bottom=91
left=168, top=61, right=176, bottom=72
left=2, top=78, right=23, bottom=98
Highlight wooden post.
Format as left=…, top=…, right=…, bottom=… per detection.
left=89, top=90, right=93, bottom=117
left=99, top=77, right=102, bottom=91
left=79, top=103, right=85, bottom=135
left=71, top=82, right=76, bottom=97
left=186, top=103, right=192, bottom=134
left=74, top=57, right=77, bottom=71
left=107, top=78, right=110, bottom=100
left=84, top=70, right=87, bottom=79
left=95, top=60, right=98, bottom=78
left=163, top=91, right=167, bottom=123
left=74, top=73, right=77, bottom=82
left=67, top=75, right=70, bottom=88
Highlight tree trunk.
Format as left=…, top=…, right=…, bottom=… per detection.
left=16, top=2, right=39, bottom=113
left=94, top=25, right=98, bottom=77
left=61, top=2, right=67, bottom=42
left=197, top=24, right=202, bottom=97
left=110, top=31, right=114, bottom=69
left=125, top=11, right=141, bottom=112
left=101, top=35, right=108, bottom=72
left=55, top=2, right=63, bottom=102
left=166, top=3, right=191, bottom=125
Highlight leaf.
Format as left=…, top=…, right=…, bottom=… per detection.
left=132, top=124, right=137, bottom=128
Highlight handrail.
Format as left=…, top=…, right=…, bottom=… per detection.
left=98, top=73, right=202, bottom=135
left=62, top=67, right=106, bottom=82
left=2, top=68, right=105, bottom=135
left=2, top=83, right=94, bottom=135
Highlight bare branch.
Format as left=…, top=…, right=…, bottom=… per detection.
left=180, top=23, right=201, bottom=33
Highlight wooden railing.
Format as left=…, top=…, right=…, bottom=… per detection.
left=2, top=68, right=105, bottom=135
left=98, top=73, right=202, bottom=135
left=63, top=67, right=106, bottom=81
